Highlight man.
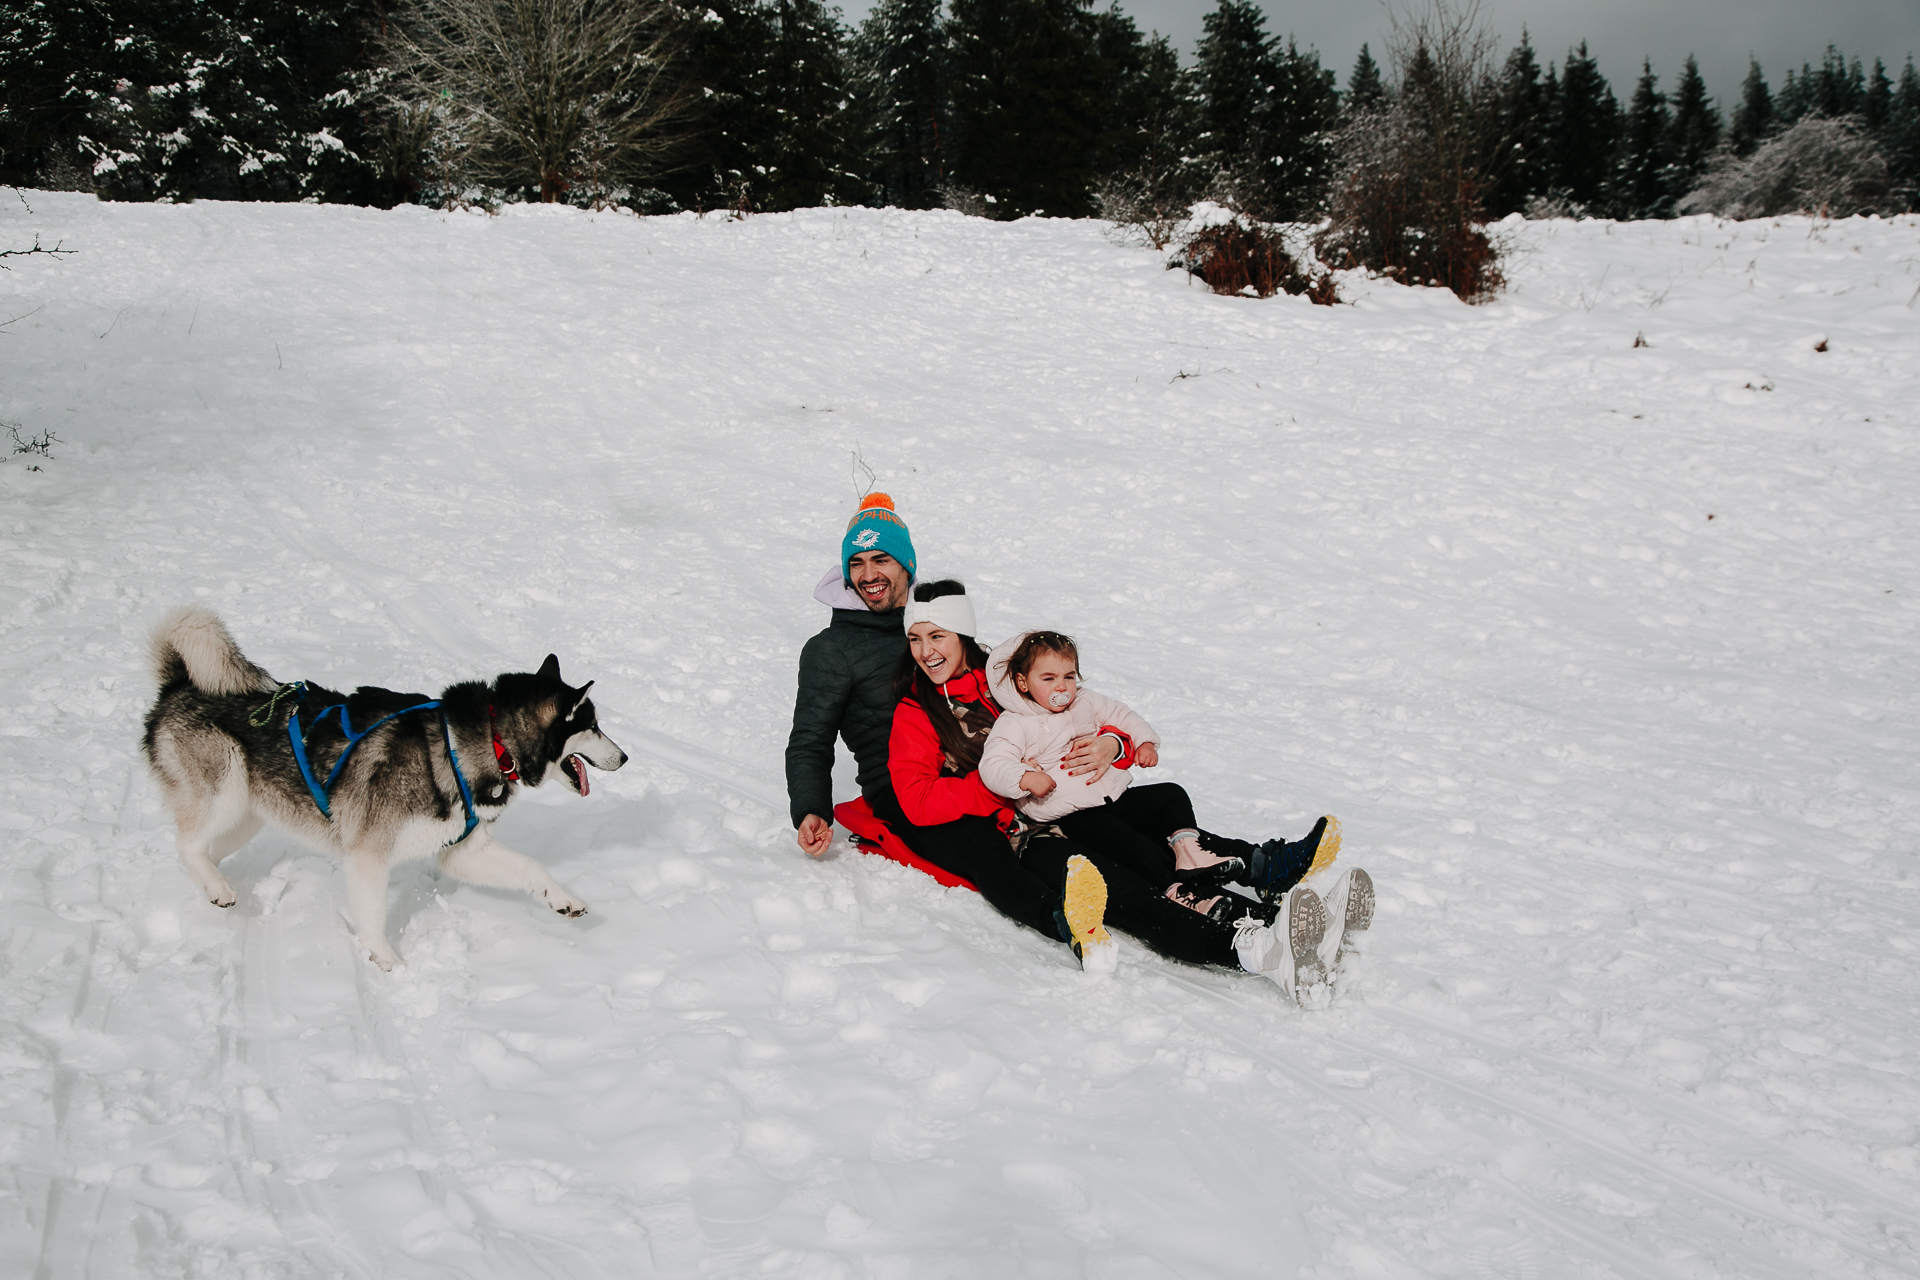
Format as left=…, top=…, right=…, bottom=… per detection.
left=786, top=492, right=1124, bottom=854
left=786, top=493, right=916, bottom=856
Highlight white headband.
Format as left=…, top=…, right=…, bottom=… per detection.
left=902, top=592, right=977, bottom=638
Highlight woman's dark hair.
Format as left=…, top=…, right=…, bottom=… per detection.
left=892, top=580, right=993, bottom=775
left=1003, top=631, right=1078, bottom=704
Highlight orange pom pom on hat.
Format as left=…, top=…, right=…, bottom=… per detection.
left=840, top=492, right=917, bottom=586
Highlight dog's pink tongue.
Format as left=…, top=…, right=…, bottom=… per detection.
left=570, top=755, right=590, bottom=797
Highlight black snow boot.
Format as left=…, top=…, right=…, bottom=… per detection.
left=1250, top=817, right=1342, bottom=903
left=1169, top=856, right=1247, bottom=894
left=1166, top=882, right=1277, bottom=926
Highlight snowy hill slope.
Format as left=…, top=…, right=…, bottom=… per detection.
left=1, top=194, right=1916, bottom=1278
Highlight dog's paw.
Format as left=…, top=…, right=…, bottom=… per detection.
left=542, top=887, right=589, bottom=918
left=208, top=882, right=237, bottom=909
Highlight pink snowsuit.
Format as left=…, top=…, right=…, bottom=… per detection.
left=978, top=630, right=1159, bottom=823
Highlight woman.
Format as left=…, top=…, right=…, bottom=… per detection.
left=875, top=579, right=1351, bottom=1006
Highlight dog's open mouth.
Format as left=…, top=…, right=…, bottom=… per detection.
left=560, top=754, right=591, bottom=797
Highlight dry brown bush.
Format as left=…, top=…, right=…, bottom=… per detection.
left=1176, top=222, right=1338, bottom=303
left=1313, top=1, right=1505, bottom=302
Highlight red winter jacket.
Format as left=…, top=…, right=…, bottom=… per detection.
left=888, top=667, right=1017, bottom=829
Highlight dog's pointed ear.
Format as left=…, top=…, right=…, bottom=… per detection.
left=570, top=681, right=594, bottom=717
left=537, top=654, right=561, bottom=682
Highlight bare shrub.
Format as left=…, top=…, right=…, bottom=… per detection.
left=1523, top=190, right=1587, bottom=220
left=1094, top=172, right=1189, bottom=250
left=1313, top=1, right=1505, bottom=301
left=376, top=0, right=691, bottom=205
left=1680, top=116, right=1894, bottom=219
left=1175, top=220, right=1338, bottom=303
left=5, top=424, right=58, bottom=462
left=938, top=184, right=992, bottom=217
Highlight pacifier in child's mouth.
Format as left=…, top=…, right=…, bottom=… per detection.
left=1048, top=690, right=1073, bottom=709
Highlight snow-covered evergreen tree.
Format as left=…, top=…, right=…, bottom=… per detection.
left=1484, top=29, right=1549, bottom=216
left=16, top=0, right=379, bottom=202
left=1666, top=55, right=1721, bottom=198
left=1884, top=57, right=1920, bottom=206
left=1615, top=60, right=1672, bottom=218
left=1347, top=44, right=1388, bottom=113
left=1547, top=42, right=1618, bottom=211
left=849, top=0, right=948, bottom=208
left=1863, top=58, right=1893, bottom=133
left=1088, top=13, right=1193, bottom=187
left=761, top=0, right=869, bottom=208
left=1191, top=0, right=1336, bottom=220
left=1729, top=59, right=1774, bottom=155
left=944, top=0, right=1104, bottom=217
left=671, top=0, right=778, bottom=209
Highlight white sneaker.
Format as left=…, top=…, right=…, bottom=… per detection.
left=1233, top=886, right=1327, bottom=1007
left=1316, top=868, right=1375, bottom=977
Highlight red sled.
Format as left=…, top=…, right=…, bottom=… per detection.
left=833, top=798, right=978, bottom=892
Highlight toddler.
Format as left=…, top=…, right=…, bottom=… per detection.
left=978, top=629, right=1340, bottom=918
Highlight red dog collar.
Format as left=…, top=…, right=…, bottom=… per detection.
left=488, top=706, right=520, bottom=781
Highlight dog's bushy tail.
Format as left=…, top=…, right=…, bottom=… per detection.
left=148, top=606, right=278, bottom=696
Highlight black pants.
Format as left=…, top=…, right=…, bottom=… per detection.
left=1053, top=783, right=1259, bottom=891
left=870, top=787, right=1241, bottom=969
left=868, top=789, right=1060, bottom=939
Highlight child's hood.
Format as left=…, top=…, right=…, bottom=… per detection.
left=986, top=630, right=1074, bottom=719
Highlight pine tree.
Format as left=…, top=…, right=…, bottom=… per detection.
left=1194, top=0, right=1273, bottom=175
left=1616, top=59, right=1672, bottom=217
left=1776, top=65, right=1811, bottom=124
left=1808, top=47, right=1866, bottom=118
left=1090, top=19, right=1197, bottom=192
left=1347, top=43, right=1387, bottom=113
left=1264, top=38, right=1339, bottom=218
left=1863, top=58, right=1892, bottom=133
left=1484, top=28, right=1549, bottom=215
left=1548, top=42, right=1618, bottom=210
left=761, top=0, right=868, bottom=208
left=849, top=0, right=948, bottom=208
left=945, top=0, right=1104, bottom=217
left=1667, top=54, right=1721, bottom=197
left=666, top=0, right=779, bottom=209
left=12, top=0, right=381, bottom=202
left=1191, top=1, right=1335, bottom=218
left=1730, top=58, right=1774, bottom=154
left=0, top=0, right=117, bottom=187
left=1887, top=57, right=1920, bottom=207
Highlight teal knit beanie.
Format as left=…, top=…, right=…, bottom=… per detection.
left=841, top=492, right=917, bottom=586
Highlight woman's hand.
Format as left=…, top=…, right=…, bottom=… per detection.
left=1062, top=733, right=1122, bottom=782
left=1020, top=768, right=1056, bottom=800
left=1134, top=742, right=1159, bottom=768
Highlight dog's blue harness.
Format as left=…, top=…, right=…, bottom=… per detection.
left=269, top=682, right=479, bottom=845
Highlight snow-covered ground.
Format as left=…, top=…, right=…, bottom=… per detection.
left=1, top=192, right=1916, bottom=1278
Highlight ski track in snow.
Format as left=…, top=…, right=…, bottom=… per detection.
left=1, top=195, right=1916, bottom=1277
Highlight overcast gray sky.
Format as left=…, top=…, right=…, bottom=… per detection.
left=841, top=0, right=1920, bottom=108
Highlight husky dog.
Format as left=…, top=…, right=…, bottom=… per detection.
left=141, top=606, right=628, bottom=969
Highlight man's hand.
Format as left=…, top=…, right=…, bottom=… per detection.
left=1062, top=733, right=1122, bottom=783
left=796, top=814, right=833, bottom=857
left=1020, top=768, right=1057, bottom=800
left=1134, top=742, right=1159, bottom=768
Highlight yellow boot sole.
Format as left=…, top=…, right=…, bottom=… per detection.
left=1307, top=816, right=1343, bottom=878
left=1062, top=855, right=1115, bottom=971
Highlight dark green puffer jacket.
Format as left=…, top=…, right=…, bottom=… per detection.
left=786, top=606, right=908, bottom=828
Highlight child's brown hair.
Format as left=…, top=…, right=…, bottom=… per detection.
left=1005, top=631, right=1079, bottom=703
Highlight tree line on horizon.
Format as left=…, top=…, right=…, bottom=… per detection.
left=2, top=0, right=1917, bottom=224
